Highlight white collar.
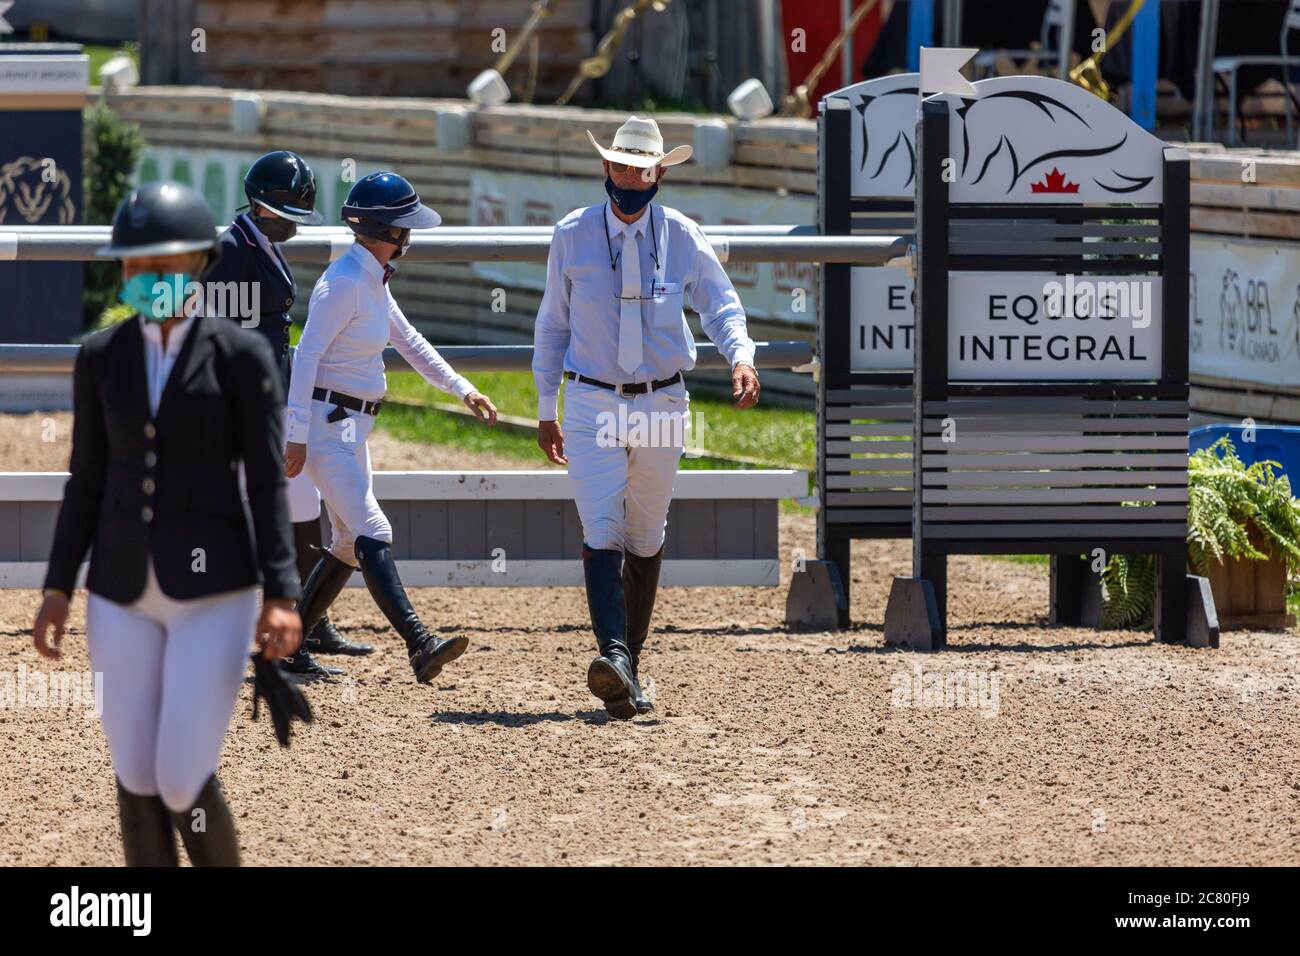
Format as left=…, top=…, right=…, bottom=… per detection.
left=346, top=241, right=387, bottom=280
left=138, top=312, right=198, bottom=349
left=605, top=201, right=649, bottom=239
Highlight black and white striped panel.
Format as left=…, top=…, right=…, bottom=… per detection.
left=852, top=198, right=915, bottom=243
left=824, top=385, right=913, bottom=525
left=919, top=397, right=1188, bottom=539
left=946, top=205, right=1163, bottom=274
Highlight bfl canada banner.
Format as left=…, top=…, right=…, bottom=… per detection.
left=1190, top=237, right=1300, bottom=390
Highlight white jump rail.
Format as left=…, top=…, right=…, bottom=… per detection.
left=0, top=469, right=808, bottom=589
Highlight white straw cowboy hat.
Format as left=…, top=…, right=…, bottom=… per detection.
left=586, top=116, right=693, bottom=169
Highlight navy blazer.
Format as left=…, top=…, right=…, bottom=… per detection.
left=44, top=314, right=301, bottom=604
left=205, top=214, right=297, bottom=388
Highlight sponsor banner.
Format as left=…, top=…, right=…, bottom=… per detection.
left=468, top=168, right=817, bottom=324
left=0, top=52, right=84, bottom=343
left=0, top=55, right=88, bottom=93
left=850, top=265, right=913, bottom=370
left=0, top=374, right=72, bottom=412
left=947, top=272, right=1163, bottom=380
left=1190, top=237, right=1300, bottom=390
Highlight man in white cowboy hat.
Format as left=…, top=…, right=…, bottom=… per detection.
left=533, top=114, right=761, bottom=720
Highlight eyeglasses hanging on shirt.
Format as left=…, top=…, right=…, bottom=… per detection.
left=605, top=203, right=663, bottom=302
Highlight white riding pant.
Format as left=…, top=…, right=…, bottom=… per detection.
left=238, top=452, right=321, bottom=523
left=286, top=467, right=322, bottom=523
left=85, top=561, right=257, bottom=813
left=303, top=400, right=390, bottom=567
left=562, top=379, right=688, bottom=556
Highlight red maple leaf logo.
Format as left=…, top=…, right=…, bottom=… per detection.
left=1030, top=167, right=1080, bottom=194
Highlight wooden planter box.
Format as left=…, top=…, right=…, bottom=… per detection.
left=1206, top=524, right=1297, bottom=631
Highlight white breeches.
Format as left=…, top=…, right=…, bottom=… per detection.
left=286, top=468, right=322, bottom=524
left=85, top=562, right=257, bottom=813
left=239, top=452, right=322, bottom=524
left=303, top=400, right=390, bottom=567
left=562, top=380, right=688, bottom=556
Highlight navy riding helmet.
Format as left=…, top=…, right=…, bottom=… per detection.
left=341, top=171, right=440, bottom=257
left=244, top=150, right=324, bottom=225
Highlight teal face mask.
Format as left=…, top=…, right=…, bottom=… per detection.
left=119, top=273, right=194, bottom=322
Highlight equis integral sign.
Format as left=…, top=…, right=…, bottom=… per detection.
left=837, top=73, right=1169, bottom=374
left=850, top=266, right=913, bottom=369
left=823, top=73, right=919, bottom=373
left=947, top=272, right=1163, bottom=380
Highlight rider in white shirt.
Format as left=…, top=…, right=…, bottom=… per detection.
left=284, top=171, right=498, bottom=684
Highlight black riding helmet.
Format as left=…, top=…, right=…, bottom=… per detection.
left=243, top=150, right=324, bottom=225
left=341, top=171, right=440, bottom=258
left=97, top=180, right=222, bottom=277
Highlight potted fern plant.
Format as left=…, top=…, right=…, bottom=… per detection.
left=1103, top=436, right=1300, bottom=630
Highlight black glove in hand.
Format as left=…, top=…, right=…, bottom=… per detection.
left=250, top=652, right=314, bottom=747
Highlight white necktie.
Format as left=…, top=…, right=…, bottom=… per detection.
left=617, top=226, right=643, bottom=374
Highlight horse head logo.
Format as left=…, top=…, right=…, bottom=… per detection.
left=947, top=76, right=1165, bottom=203
left=0, top=156, right=75, bottom=225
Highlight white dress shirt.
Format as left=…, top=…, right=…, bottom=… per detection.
left=287, top=243, right=475, bottom=444
left=532, top=202, right=756, bottom=421
left=139, top=313, right=198, bottom=416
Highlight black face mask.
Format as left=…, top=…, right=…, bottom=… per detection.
left=253, top=213, right=297, bottom=243
left=389, top=228, right=412, bottom=259
left=604, top=175, right=658, bottom=216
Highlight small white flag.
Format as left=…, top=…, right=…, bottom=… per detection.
left=0, top=3, right=14, bottom=36
left=919, top=47, right=978, bottom=96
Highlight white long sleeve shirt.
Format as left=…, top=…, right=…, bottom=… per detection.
left=532, top=202, right=756, bottom=421
left=287, top=243, right=475, bottom=443
left=140, top=313, right=197, bottom=416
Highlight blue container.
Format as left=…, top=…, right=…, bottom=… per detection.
left=1190, top=424, right=1300, bottom=484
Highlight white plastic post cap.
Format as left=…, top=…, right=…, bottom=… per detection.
left=727, top=78, right=774, bottom=121
left=98, top=55, right=139, bottom=93
left=467, top=69, right=510, bottom=107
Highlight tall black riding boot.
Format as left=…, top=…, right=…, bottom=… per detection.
left=168, top=776, right=241, bottom=867
left=623, top=547, right=663, bottom=715
left=294, top=520, right=373, bottom=656
left=282, top=549, right=347, bottom=680
left=116, top=779, right=178, bottom=867
left=583, top=545, right=637, bottom=720
left=354, top=535, right=469, bottom=684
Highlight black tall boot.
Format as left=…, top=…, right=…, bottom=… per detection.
left=583, top=545, right=637, bottom=720
left=294, top=520, right=373, bottom=656
left=282, top=546, right=347, bottom=682
left=623, top=547, right=663, bottom=715
left=116, top=779, right=178, bottom=867
left=354, top=535, right=469, bottom=684
left=168, top=776, right=241, bottom=867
